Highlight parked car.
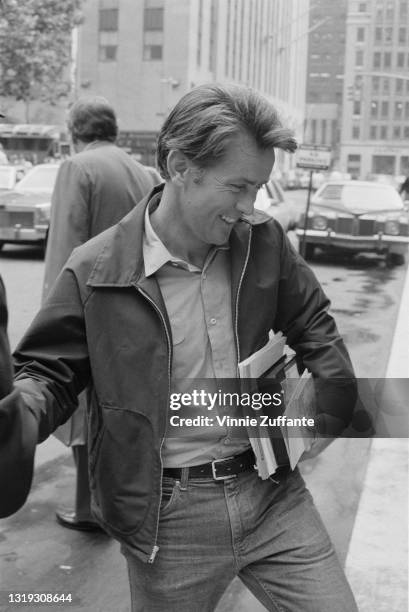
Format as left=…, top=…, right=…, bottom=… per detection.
left=254, top=178, right=300, bottom=231
left=296, top=180, right=409, bottom=265
left=0, top=163, right=59, bottom=250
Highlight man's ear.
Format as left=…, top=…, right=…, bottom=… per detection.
left=167, top=150, right=190, bottom=185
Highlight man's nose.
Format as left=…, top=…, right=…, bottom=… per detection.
left=236, top=192, right=256, bottom=215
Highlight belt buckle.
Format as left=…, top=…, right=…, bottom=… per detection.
left=211, top=456, right=237, bottom=481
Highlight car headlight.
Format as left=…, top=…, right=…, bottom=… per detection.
left=35, top=204, right=51, bottom=225
left=312, top=215, right=328, bottom=230
left=384, top=220, right=400, bottom=236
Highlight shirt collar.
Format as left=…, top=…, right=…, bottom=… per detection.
left=143, top=195, right=201, bottom=276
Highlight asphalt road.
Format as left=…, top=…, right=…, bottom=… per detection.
left=0, top=208, right=407, bottom=611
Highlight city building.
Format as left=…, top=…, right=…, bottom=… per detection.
left=340, top=0, right=409, bottom=179
left=303, top=0, right=348, bottom=168
left=74, top=0, right=310, bottom=167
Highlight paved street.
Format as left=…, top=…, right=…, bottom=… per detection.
left=0, top=207, right=408, bottom=611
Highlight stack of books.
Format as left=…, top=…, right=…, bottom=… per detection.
left=238, top=332, right=316, bottom=479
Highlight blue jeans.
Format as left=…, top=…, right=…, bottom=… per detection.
left=123, top=468, right=358, bottom=612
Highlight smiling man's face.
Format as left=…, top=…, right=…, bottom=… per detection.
left=178, top=132, right=276, bottom=249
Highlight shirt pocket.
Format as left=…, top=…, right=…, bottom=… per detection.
left=170, top=317, right=186, bottom=345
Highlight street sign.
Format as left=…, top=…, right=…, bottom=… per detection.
left=296, top=144, right=331, bottom=170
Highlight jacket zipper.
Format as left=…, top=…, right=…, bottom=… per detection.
left=137, top=224, right=252, bottom=563
left=234, top=224, right=253, bottom=368
left=135, top=285, right=172, bottom=564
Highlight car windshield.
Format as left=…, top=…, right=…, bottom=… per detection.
left=318, top=183, right=404, bottom=212
left=16, top=165, right=58, bottom=193
left=0, top=166, right=14, bottom=189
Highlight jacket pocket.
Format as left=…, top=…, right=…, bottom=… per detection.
left=90, top=405, right=156, bottom=535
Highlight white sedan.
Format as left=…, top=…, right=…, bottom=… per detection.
left=0, top=163, right=59, bottom=250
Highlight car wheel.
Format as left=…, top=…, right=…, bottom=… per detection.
left=386, top=252, right=405, bottom=267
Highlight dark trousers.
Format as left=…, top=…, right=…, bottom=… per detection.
left=72, top=444, right=92, bottom=519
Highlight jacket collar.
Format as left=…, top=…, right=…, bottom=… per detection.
left=86, top=186, right=160, bottom=288
left=87, top=183, right=252, bottom=288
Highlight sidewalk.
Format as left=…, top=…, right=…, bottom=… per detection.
left=344, top=262, right=409, bottom=612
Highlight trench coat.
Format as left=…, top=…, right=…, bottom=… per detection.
left=43, top=141, right=157, bottom=444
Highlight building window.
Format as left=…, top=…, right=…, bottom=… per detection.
left=197, top=0, right=203, bottom=66
left=383, top=78, right=390, bottom=94
left=371, top=100, right=379, bottom=118
left=357, top=27, right=365, bottom=42
left=404, top=127, right=409, bottom=139
left=384, top=27, right=393, bottom=43
left=397, top=52, right=405, bottom=67
left=375, top=27, right=382, bottom=44
left=381, top=101, right=389, bottom=117
left=143, top=8, right=164, bottom=31
left=353, top=100, right=361, bottom=115
left=352, top=125, right=360, bottom=139
left=209, top=0, right=217, bottom=73
left=370, top=125, right=377, bottom=139
left=321, top=120, right=327, bottom=144
left=401, top=156, right=409, bottom=174
left=399, top=27, right=406, bottom=44
left=355, top=50, right=364, bottom=66
left=384, top=52, right=391, bottom=68
left=400, top=2, right=408, bottom=18
left=380, top=126, right=388, bottom=139
left=395, top=101, right=403, bottom=119
left=373, top=52, right=381, bottom=68
left=358, top=3, right=367, bottom=11
left=331, top=120, right=337, bottom=145
left=99, top=45, right=117, bottom=62
left=372, top=76, right=380, bottom=92
left=385, top=3, right=394, bottom=20
left=347, top=154, right=361, bottom=178
left=311, top=119, right=317, bottom=143
left=405, top=101, right=409, bottom=119
left=393, top=126, right=401, bottom=139
left=143, top=44, right=162, bottom=60
left=99, top=8, right=119, bottom=31
left=396, top=79, right=403, bottom=94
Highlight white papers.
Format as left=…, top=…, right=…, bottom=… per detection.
left=238, top=332, right=286, bottom=379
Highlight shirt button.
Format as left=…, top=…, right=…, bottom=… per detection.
left=210, top=318, right=217, bottom=325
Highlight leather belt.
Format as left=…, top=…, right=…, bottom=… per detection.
left=163, top=448, right=256, bottom=481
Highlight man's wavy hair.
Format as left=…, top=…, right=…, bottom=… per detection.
left=156, top=83, right=298, bottom=180
left=68, top=96, right=118, bottom=144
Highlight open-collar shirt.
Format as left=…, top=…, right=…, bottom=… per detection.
left=143, top=195, right=250, bottom=467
